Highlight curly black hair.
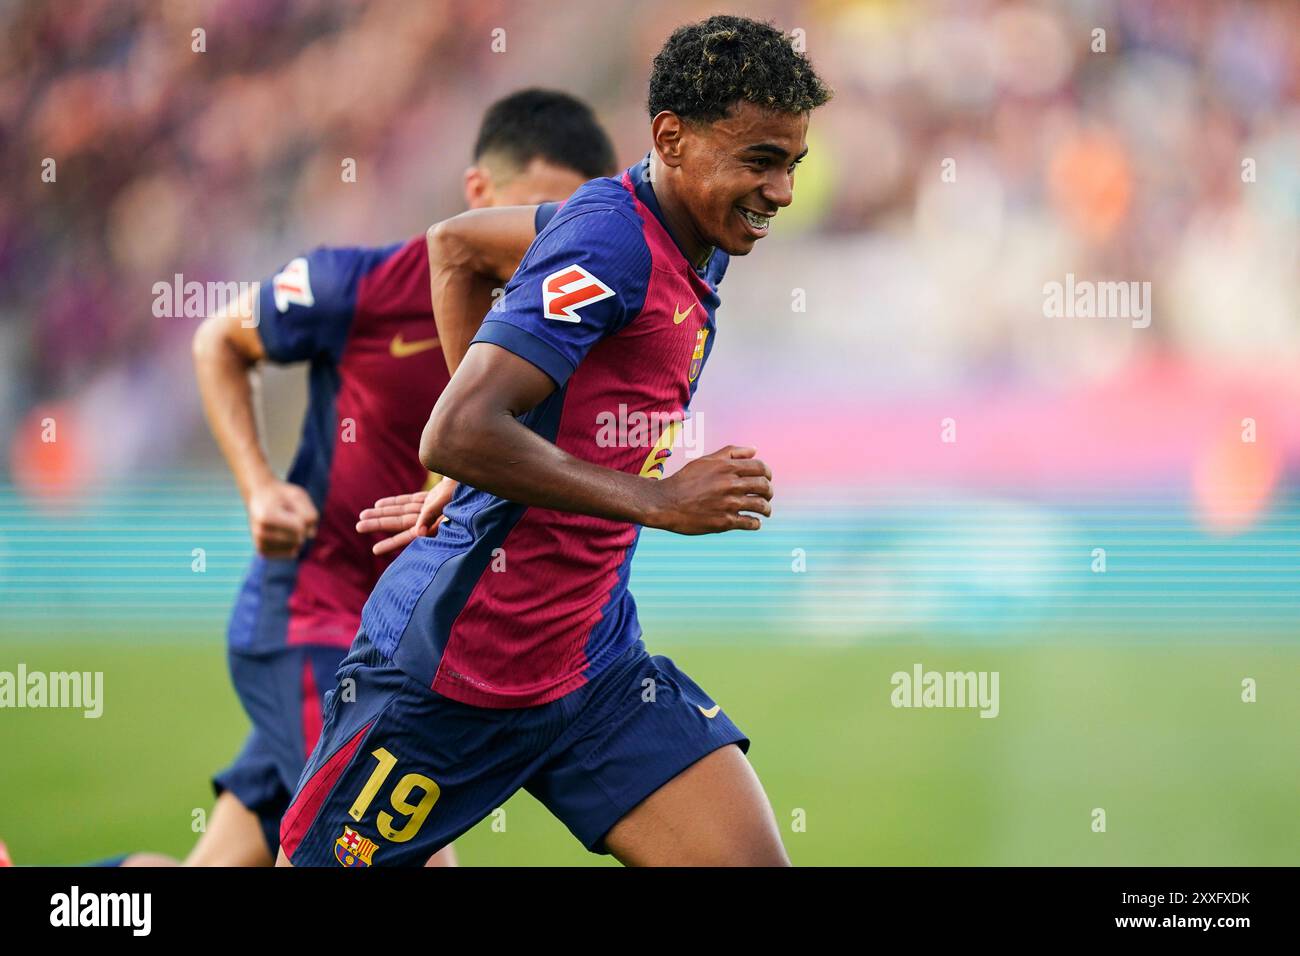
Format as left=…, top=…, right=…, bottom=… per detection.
left=648, top=15, right=831, bottom=122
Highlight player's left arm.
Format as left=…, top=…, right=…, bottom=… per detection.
left=357, top=204, right=560, bottom=555
left=425, top=203, right=557, bottom=375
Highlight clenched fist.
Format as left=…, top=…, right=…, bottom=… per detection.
left=644, top=445, right=772, bottom=535
left=246, top=479, right=319, bottom=558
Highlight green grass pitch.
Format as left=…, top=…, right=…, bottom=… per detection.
left=2, top=633, right=1297, bottom=865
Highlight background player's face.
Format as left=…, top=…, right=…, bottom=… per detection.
left=677, top=101, right=809, bottom=256
left=464, top=156, right=591, bottom=210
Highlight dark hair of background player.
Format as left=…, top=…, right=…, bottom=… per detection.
left=473, top=88, right=617, bottom=179
left=648, top=15, right=832, bottom=122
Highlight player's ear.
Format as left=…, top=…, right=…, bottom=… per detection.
left=464, top=165, right=493, bottom=209
left=651, top=111, right=687, bottom=169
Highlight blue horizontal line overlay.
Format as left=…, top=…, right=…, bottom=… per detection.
left=1, top=476, right=1297, bottom=641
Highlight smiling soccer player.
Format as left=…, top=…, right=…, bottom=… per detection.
left=279, top=16, right=831, bottom=867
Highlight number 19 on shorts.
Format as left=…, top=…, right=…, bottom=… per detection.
left=347, top=747, right=441, bottom=843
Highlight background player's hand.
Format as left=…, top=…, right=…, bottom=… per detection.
left=646, top=445, right=772, bottom=535
left=356, top=476, right=457, bottom=556
left=246, top=479, right=318, bottom=558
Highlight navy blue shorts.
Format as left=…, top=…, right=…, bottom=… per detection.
left=213, top=644, right=346, bottom=855
left=280, top=633, right=748, bottom=866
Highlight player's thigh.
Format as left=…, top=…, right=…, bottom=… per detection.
left=425, top=844, right=458, bottom=867
left=228, top=644, right=341, bottom=779
left=528, top=645, right=786, bottom=865
left=604, top=743, right=789, bottom=867
left=120, top=853, right=179, bottom=866
left=184, top=791, right=275, bottom=867
left=209, top=728, right=290, bottom=862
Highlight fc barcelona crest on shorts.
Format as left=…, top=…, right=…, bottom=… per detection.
left=335, top=826, right=378, bottom=867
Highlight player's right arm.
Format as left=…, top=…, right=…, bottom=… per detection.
left=192, top=287, right=319, bottom=558
left=419, top=207, right=772, bottom=536
left=190, top=247, right=370, bottom=560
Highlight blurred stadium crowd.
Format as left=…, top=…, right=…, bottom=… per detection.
left=1, top=0, right=1296, bottom=492
left=3, top=4, right=1296, bottom=873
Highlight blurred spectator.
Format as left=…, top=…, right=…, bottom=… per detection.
left=0, top=0, right=1296, bottom=481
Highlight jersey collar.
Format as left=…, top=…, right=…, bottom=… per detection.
left=630, top=154, right=716, bottom=276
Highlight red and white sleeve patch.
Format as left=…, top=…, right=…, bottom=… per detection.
left=541, top=264, right=615, bottom=323
left=272, top=257, right=315, bottom=313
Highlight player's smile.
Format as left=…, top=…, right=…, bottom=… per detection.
left=735, top=205, right=775, bottom=238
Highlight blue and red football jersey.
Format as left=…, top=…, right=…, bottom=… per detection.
left=360, top=158, right=729, bottom=707
left=226, top=204, right=563, bottom=653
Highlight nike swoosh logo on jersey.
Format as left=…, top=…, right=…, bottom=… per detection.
left=390, top=334, right=440, bottom=358
left=673, top=302, right=697, bottom=325
left=698, top=704, right=721, bottom=719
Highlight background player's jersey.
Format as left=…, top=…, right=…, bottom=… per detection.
left=226, top=236, right=445, bottom=652
left=361, top=158, right=729, bottom=707
left=227, top=206, right=562, bottom=654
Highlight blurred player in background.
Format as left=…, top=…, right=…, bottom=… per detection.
left=120, top=90, right=617, bottom=867
left=279, top=16, right=830, bottom=868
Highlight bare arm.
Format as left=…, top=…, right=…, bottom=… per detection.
left=192, top=288, right=271, bottom=499
left=192, top=288, right=318, bottom=556
left=419, top=342, right=772, bottom=535
left=426, top=205, right=542, bottom=375
left=356, top=207, right=546, bottom=555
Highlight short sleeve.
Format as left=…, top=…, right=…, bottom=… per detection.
left=472, top=209, right=651, bottom=388
left=534, top=202, right=562, bottom=233
left=255, top=246, right=374, bottom=364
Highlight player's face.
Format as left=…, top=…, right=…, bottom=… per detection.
left=679, top=101, right=809, bottom=256
left=484, top=157, right=591, bottom=209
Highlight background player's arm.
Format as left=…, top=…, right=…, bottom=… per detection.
left=426, top=205, right=542, bottom=375
left=192, top=288, right=318, bottom=557
left=355, top=207, right=546, bottom=556
left=419, top=342, right=773, bottom=535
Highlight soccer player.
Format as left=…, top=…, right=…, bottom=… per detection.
left=123, top=90, right=616, bottom=867
left=279, top=16, right=831, bottom=867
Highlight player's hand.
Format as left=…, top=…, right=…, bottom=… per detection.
left=356, top=476, right=458, bottom=556
left=247, top=479, right=319, bottom=558
left=644, top=445, right=772, bottom=535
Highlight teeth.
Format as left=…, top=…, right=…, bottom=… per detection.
left=739, top=208, right=771, bottom=229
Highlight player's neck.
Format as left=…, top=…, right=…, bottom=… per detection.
left=648, top=156, right=714, bottom=271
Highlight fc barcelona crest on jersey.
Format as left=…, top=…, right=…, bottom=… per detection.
left=688, top=328, right=710, bottom=382
left=335, top=826, right=378, bottom=867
